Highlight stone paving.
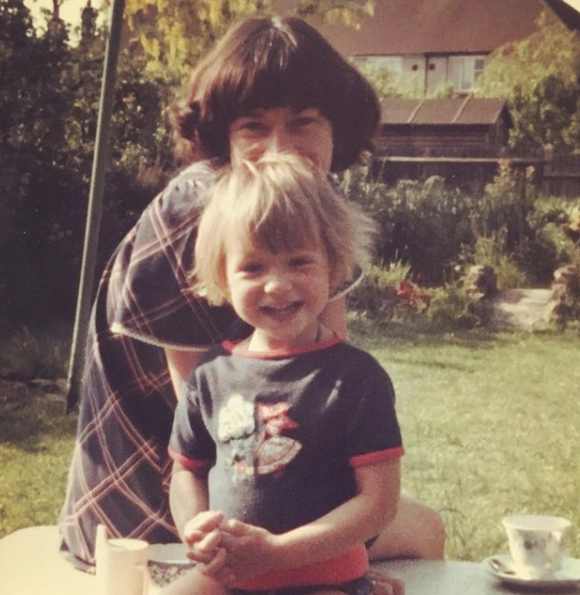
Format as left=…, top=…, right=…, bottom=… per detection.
left=489, top=288, right=555, bottom=331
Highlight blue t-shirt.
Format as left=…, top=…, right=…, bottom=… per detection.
left=169, top=334, right=404, bottom=589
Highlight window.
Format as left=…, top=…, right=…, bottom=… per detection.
left=474, top=58, right=486, bottom=82
left=448, top=55, right=487, bottom=91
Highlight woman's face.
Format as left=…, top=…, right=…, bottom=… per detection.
left=229, top=106, right=334, bottom=171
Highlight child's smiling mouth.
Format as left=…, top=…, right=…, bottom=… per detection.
left=260, top=302, right=302, bottom=318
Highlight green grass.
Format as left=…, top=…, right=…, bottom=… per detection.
left=0, top=394, right=77, bottom=537
left=350, top=319, right=580, bottom=562
left=1, top=320, right=580, bottom=564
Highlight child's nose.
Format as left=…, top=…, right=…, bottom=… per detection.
left=264, top=273, right=291, bottom=294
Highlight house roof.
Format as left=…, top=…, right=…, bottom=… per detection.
left=317, top=0, right=574, bottom=56
left=380, top=96, right=509, bottom=126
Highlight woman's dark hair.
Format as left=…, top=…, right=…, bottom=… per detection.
left=170, top=16, right=380, bottom=172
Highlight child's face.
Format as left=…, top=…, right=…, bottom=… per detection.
left=229, top=106, right=333, bottom=172
left=225, top=237, right=331, bottom=350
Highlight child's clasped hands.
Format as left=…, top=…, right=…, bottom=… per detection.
left=184, top=510, right=280, bottom=587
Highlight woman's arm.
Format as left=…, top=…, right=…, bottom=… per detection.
left=165, top=348, right=207, bottom=401
left=221, top=458, right=401, bottom=580
left=320, top=296, right=347, bottom=339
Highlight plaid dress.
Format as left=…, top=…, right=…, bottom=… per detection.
left=58, top=161, right=249, bottom=571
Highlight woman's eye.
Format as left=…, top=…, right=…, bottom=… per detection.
left=291, top=117, right=315, bottom=129
left=239, top=121, right=266, bottom=133
left=242, top=262, right=263, bottom=274
left=290, top=257, right=311, bottom=267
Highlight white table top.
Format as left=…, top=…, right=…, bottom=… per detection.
left=2, top=526, right=579, bottom=595
left=0, top=526, right=162, bottom=595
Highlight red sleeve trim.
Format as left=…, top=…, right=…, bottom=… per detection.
left=167, top=446, right=212, bottom=471
left=349, top=446, right=405, bottom=468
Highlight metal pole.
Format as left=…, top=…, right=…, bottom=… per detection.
left=66, top=0, right=126, bottom=412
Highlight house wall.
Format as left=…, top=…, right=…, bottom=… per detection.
left=376, top=125, right=499, bottom=156
left=354, top=53, right=488, bottom=94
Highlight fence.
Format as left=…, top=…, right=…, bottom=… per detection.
left=372, top=152, right=580, bottom=198
left=543, top=154, right=580, bottom=197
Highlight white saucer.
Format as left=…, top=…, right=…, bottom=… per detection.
left=482, top=554, right=580, bottom=589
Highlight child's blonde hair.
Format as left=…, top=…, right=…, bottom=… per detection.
left=194, top=153, right=376, bottom=305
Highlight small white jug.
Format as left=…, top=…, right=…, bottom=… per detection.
left=95, top=524, right=149, bottom=595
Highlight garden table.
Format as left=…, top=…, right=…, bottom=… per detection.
left=1, top=526, right=579, bottom=595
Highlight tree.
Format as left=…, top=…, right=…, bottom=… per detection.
left=3, top=0, right=373, bottom=324
left=476, top=10, right=580, bottom=153
left=354, top=62, right=406, bottom=100
left=1, top=0, right=174, bottom=322
left=124, top=0, right=373, bottom=80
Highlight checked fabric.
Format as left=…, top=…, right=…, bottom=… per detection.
left=58, top=161, right=248, bottom=571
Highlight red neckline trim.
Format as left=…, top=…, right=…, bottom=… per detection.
left=222, top=334, right=343, bottom=359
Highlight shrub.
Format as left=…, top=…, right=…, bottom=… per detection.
left=348, top=262, right=409, bottom=319
left=0, top=5, right=175, bottom=325
left=462, top=236, right=530, bottom=290
left=342, top=170, right=475, bottom=285
left=0, top=324, right=70, bottom=379
left=426, top=285, right=484, bottom=330
left=348, top=260, right=435, bottom=327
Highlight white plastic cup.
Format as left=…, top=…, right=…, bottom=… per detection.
left=96, top=536, right=150, bottom=595
left=502, top=514, right=571, bottom=579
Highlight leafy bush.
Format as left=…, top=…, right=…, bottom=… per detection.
left=426, top=285, right=484, bottom=330
left=463, top=236, right=530, bottom=290
left=345, top=163, right=580, bottom=330
left=342, top=171, right=475, bottom=285
left=347, top=262, right=410, bottom=320
left=0, top=2, right=175, bottom=325
left=0, top=324, right=70, bottom=379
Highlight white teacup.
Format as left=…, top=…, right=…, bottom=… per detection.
left=502, top=514, right=571, bottom=579
left=96, top=533, right=150, bottom=595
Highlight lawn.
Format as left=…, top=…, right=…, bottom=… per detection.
left=0, top=386, right=77, bottom=537
left=350, top=320, right=580, bottom=562
left=1, top=320, right=579, bottom=563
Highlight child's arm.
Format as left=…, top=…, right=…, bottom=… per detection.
left=169, top=462, right=225, bottom=565
left=221, top=458, right=400, bottom=582
left=169, top=461, right=211, bottom=540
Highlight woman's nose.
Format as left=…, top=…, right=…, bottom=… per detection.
left=266, top=126, right=293, bottom=152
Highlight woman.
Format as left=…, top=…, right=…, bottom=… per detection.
left=59, top=15, right=444, bottom=576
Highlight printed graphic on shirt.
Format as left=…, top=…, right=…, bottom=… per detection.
left=218, top=395, right=302, bottom=482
